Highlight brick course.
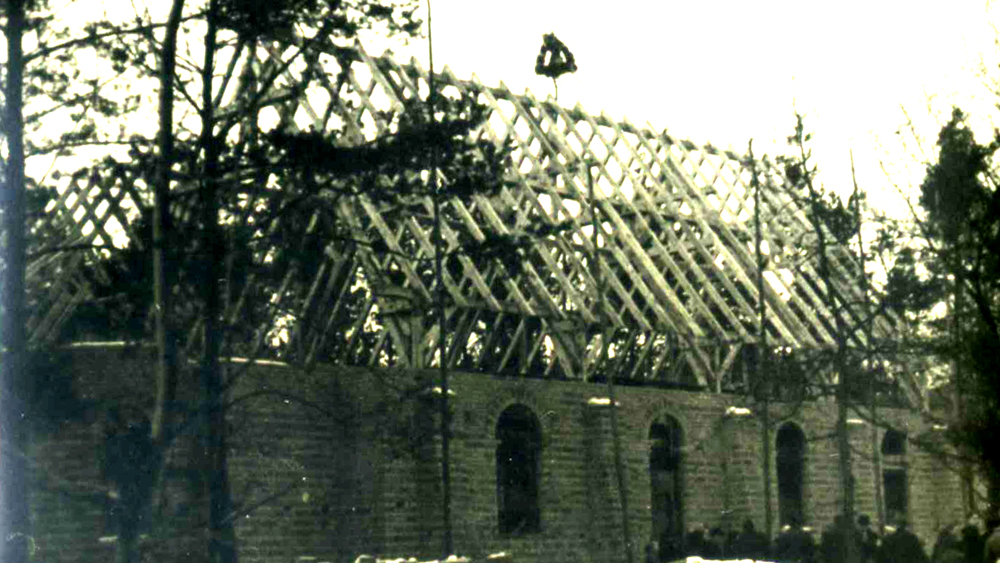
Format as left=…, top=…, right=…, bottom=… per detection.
left=28, top=345, right=964, bottom=563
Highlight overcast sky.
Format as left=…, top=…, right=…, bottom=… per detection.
left=389, top=0, right=998, bottom=212
left=51, top=0, right=1000, bottom=215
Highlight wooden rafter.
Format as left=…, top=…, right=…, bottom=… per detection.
left=23, top=41, right=908, bottom=396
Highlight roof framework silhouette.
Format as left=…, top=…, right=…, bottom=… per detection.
left=25, top=43, right=911, bottom=399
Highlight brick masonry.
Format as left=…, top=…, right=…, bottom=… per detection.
left=28, top=344, right=964, bottom=563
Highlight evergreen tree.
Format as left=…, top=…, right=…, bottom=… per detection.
left=906, top=108, right=1000, bottom=517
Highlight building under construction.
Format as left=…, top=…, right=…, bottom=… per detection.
left=23, top=44, right=963, bottom=563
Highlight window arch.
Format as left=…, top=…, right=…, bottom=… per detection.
left=881, top=430, right=908, bottom=523
left=776, top=423, right=806, bottom=527
left=650, top=415, right=683, bottom=560
left=496, top=404, right=542, bottom=535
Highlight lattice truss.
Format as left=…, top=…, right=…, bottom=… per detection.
left=25, top=168, right=143, bottom=344
left=24, top=42, right=903, bottom=395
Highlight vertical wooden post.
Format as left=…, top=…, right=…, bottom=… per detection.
left=749, top=140, right=774, bottom=540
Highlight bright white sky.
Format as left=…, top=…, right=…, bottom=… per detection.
left=37, top=0, right=1000, bottom=218
left=388, top=0, right=999, bottom=214
left=9, top=0, right=988, bottom=337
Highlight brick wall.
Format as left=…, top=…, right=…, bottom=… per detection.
left=28, top=346, right=965, bottom=563
left=27, top=344, right=209, bottom=563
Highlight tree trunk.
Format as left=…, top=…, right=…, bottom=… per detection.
left=151, top=0, right=185, bottom=445
left=199, top=2, right=237, bottom=560
left=426, top=3, right=454, bottom=555
left=852, top=171, right=885, bottom=535
left=826, top=237, right=858, bottom=563
left=836, top=366, right=858, bottom=561
left=1, top=2, right=30, bottom=562
left=143, top=1, right=186, bottom=562
left=800, top=124, right=857, bottom=563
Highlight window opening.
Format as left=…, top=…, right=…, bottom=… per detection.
left=881, top=430, right=908, bottom=523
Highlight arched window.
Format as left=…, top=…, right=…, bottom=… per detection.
left=650, top=415, right=683, bottom=559
left=881, top=430, right=907, bottom=523
left=776, top=423, right=806, bottom=527
left=496, top=405, right=541, bottom=535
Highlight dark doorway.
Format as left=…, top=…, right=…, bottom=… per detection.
left=496, top=404, right=542, bottom=535
left=650, top=415, right=683, bottom=559
left=776, top=423, right=806, bottom=526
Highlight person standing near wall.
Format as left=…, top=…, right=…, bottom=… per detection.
left=958, top=521, right=982, bottom=563
left=775, top=517, right=817, bottom=563
left=645, top=540, right=659, bottom=563
left=858, top=515, right=879, bottom=563
left=877, top=518, right=928, bottom=563
left=732, top=518, right=770, bottom=560
left=930, top=524, right=964, bottom=563
left=822, top=514, right=862, bottom=563
left=685, top=523, right=712, bottom=558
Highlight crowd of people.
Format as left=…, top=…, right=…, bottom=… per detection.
left=645, top=514, right=1000, bottom=563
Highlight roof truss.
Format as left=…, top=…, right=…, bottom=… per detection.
left=23, top=42, right=904, bottom=396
